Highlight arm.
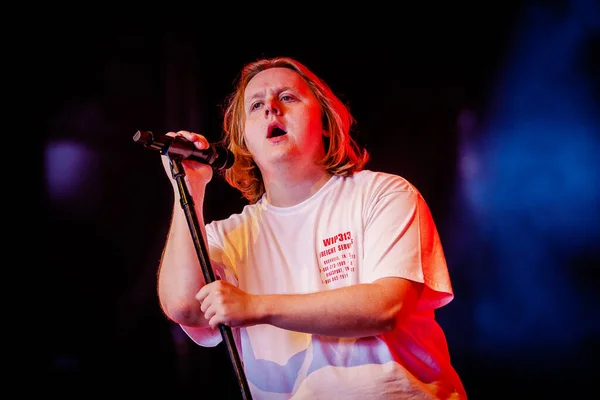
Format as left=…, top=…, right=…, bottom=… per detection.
left=258, top=276, right=423, bottom=337
left=197, top=277, right=423, bottom=338
left=158, top=190, right=210, bottom=327
left=157, top=131, right=215, bottom=328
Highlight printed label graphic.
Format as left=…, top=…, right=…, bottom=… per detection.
left=318, top=231, right=356, bottom=285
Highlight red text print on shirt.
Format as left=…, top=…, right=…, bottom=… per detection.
left=318, top=231, right=357, bottom=285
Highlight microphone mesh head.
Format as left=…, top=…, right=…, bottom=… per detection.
left=214, top=146, right=234, bottom=170
left=133, top=130, right=153, bottom=145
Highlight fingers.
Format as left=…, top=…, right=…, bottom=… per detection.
left=204, top=305, right=219, bottom=328
left=196, top=281, right=230, bottom=328
left=196, top=281, right=212, bottom=306
left=165, top=130, right=210, bottom=150
left=198, top=290, right=223, bottom=329
left=197, top=282, right=218, bottom=325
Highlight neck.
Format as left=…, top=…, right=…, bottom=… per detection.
left=262, top=163, right=332, bottom=207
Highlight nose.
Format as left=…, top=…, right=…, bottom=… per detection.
left=264, top=100, right=281, bottom=117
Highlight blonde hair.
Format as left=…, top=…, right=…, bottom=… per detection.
left=217, top=57, right=369, bottom=204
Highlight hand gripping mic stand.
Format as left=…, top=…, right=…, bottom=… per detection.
left=166, top=154, right=252, bottom=400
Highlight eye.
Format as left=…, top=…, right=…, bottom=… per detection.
left=250, top=101, right=263, bottom=111
left=281, top=94, right=295, bottom=102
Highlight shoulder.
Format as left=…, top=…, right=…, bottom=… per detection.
left=207, top=201, right=263, bottom=231
left=345, top=169, right=419, bottom=195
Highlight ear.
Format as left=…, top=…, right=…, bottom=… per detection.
left=322, top=128, right=330, bottom=138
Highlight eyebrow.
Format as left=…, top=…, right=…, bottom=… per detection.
left=245, top=85, right=294, bottom=103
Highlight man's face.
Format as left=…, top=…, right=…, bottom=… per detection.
left=243, top=67, right=326, bottom=173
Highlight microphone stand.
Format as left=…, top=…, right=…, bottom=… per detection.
left=167, top=155, right=252, bottom=400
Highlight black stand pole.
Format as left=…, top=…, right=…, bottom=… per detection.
left=168, top=155, right=252, bottom=400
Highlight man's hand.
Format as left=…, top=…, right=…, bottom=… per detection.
left=161, top=130, right=214, bottom=189
left=196, top=280, right=261, bottom=329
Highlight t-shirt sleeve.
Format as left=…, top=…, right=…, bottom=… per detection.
left=179, top=222, right=239, bottom=347
left=361, top=183, right=454, bottom=312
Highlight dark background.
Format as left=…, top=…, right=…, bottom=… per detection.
left=41, top=2, right=599, bottom=398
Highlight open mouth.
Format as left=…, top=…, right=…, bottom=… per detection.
left=267, top=124, right=287, bottom=139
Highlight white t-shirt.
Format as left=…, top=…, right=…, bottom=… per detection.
left=181, top=170, right=467, bottom=399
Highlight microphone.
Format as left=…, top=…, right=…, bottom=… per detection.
left=133, top=130, right=234, bottom=170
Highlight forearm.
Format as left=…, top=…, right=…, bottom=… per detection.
left=256, top=278, right=421, bottom=338
left=158, top=190, right=210, bottom=327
